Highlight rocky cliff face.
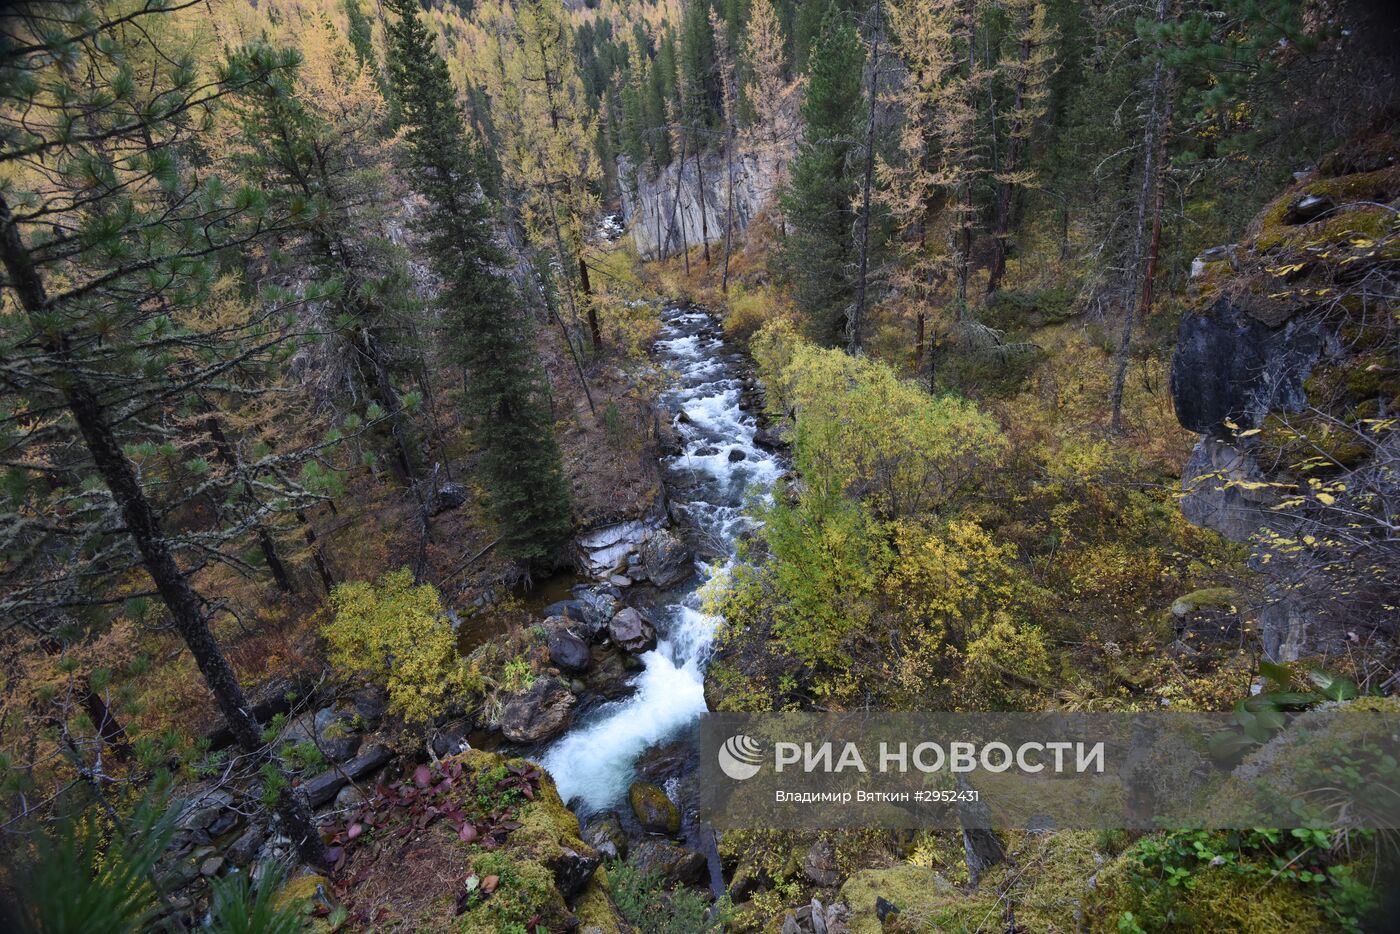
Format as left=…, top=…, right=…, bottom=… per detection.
left=620, top=99, right=798, bottom=260
left=1170, top=124, right=1399, bottom=659
left=621, top=142, right=789, bottom=260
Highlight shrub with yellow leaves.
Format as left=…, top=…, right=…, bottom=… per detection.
left=324, top=569, right=463, bottom=724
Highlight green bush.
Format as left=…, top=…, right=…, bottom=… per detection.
left=608, top=860, right=729, bottom=934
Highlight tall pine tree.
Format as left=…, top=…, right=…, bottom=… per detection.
left=383, top=0, right=573, bottom=566
left=780, top=6, right=865, bottom=343
left=0, top=3, right=327, bottom=866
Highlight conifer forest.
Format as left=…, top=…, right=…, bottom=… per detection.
left=0, top=0, right=1398, bottom=930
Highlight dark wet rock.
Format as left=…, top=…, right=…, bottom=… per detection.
left=303, top=744, right=392, bottom=808
left=609, top=607, right=658, bottom=654
left=431, top=482, right=469, bottom=515
left=1283, top=193, right=1337, bottom=225
left=225, top=826, right=266, bottom=868
left=640, top=529, right=693, bottom=588
left=547, top=628, right=592, bottom=673
left=634, top=740, right=696, bottom=785
left=753, top=425, right=786, bottom=450
left=802, top=839, right=841, bottom=887
left=159, top=856, right=201, bottom=890
left=553, top=845, right=602, bottom=898
left=628, top=781, right=680, bottom=835
left=781, top=898, right=850, bottom=934
left=543, top=599, right=589, bottom=623
left=582, top=648, right=635, bottom=699
left=628, top=839, right=706, bottom=885
left=205, top=810, right=242, bottom=839
left=582, top=811, right=628, bottom=861
left=350, top=685, right=387, bottom=730
left=278, top=706, right=360, bottom=763
left=728, top=864, right=768, bottom=903
left=696, top=445, right=720, bottom=457
left=1171, top=293, right=1327, bottom=436
left=313, top=706, right=361, bottom=762
left=498, top=678, right=576, bottom=744
left=876, top=896, right=900, bottom=923
left=727, top=448, right=747, bottom=462
left=571, top=586, right=622, bottom=634
left=431, top=718, right=471, bottom=758
left=176, top=789, right=235, bottom=831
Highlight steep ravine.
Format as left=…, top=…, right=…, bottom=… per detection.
left=540, top=304, right=784, bottom=813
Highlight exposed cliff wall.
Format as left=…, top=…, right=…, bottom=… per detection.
left=620, top=142, right=787, bottom=260
left=1169, top=124, right=1399, bottom=659
left=619, top=97, right=799, bottom=261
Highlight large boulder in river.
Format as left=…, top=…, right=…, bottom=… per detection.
left=628, top=781, right=680, bottom=835
left=635, top=740, right=696, bottom=785
left=582, top=810, right=628, bottom=861
left=498, top=678, right=577, bottom=744
left=640, top=529, right=693, bottom=588
left=546, top=626, right=591, bottom=673
left=629, top=839, right=706, bottom=885
left=608, top=607, right=658, bottom=654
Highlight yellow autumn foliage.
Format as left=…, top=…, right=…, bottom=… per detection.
left=753, top=319, right=1007, bottom=518
left=323, top=569, right=463, bottom=723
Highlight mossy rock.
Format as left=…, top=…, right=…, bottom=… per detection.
left=995, top=832, right=1102, bottom=932
left=448, top=749, right=599, bottom=933
left=628, top=780, right=680, bottom=835
left=1340, top=694, right=1400, bottom=713
left=1252, top=165, right=1400, bottom=251
left=1257, top=413, right=1371, bottom=472
left=1169, top=588, right=1240, bottom=617
left=459, top=851, right=566, bottom=934
left=1203, top=698, right=1400, bottom=828
left=272, top=872, right=337, bottom=933
left=573, top=867, right=624, bottom=933
left=838, top=864, right=999, bottom=933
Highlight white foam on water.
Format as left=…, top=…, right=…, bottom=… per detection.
left=541, top=307, right=783, bottom=812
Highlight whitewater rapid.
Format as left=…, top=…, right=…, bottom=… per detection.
left=540, top=306, right=783, bottom=812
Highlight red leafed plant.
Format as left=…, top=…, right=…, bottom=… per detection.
left=324, top=756, right=543, bottom=882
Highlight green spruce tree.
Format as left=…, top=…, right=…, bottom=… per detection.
left=780, top=6, right=866, bottom=343
left=383, top=0, right=573, bottom=566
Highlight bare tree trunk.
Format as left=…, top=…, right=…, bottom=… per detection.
left=695, top=140, right=711, bottom=264
left=1109, top=0, right=1174, bottom=434
left=297, top=509, right=337, bottom=596
left=671, top=130, right=692, bottom=273
left=201, top=408, right=294, bottom=594
left=536, top=173, right=598, bottom=413
left=987, top=32, right=1034, bottom=297
left=914, top=308, right=926, bottom=374
left=579, top=253, right=602, bottom=352
left=80, top=682, right=132, bottom=762
left=534, top=252, right=597, bottom=416
left=850, top=0, right=882, bottom=354
left=357, top=327, right=417, bottom=483
left=0, top=195, right=327, bottom=869
left=722, top=128, right=735, bottom=294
